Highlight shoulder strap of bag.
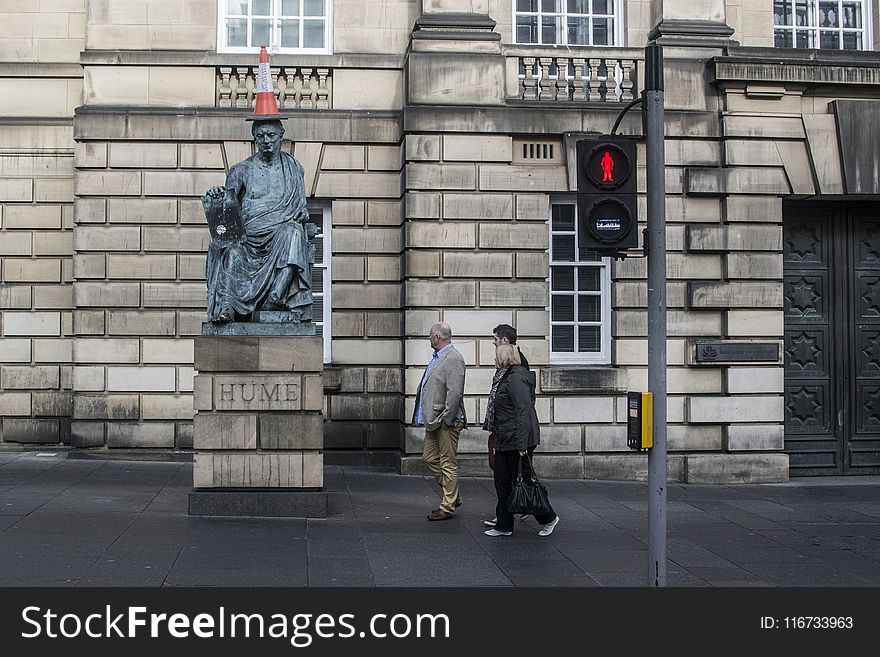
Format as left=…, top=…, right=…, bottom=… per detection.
left=525, top=452, right=540, bottom=482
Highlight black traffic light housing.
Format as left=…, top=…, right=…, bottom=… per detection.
left=576, top=137, right=638, bottom=255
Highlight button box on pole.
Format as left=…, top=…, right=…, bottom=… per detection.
left=627, top=391, right=653, bottom=451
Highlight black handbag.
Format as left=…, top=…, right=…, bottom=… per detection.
left=507, top=454, right=552, bottom=516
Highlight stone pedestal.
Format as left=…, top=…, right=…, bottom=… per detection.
left=188, top=333, right=327, bottom=517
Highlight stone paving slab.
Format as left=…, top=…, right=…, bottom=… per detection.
left=0, top=453, right=879, bottom=587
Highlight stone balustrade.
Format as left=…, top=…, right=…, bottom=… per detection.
left=216, top=66, right=332, bottom=110
left=505, top=47, right=641, bottom=103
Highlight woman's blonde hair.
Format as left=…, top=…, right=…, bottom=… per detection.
left=494, top=343, right=521, bottom=369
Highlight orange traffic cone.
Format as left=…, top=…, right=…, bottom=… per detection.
left=248, top=45, right=286, bottom=120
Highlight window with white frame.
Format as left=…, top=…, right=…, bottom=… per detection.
left=219, top=0, right=331, bottom=54
left=307, top=204, right=332, bottom=363
left=548, top=199, right=612, bottom=364
left=514, top=0, right=619, bottom=46
left=773, top=0, right=870, bottom=49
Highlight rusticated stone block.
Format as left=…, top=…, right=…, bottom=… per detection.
left=685, top=454, right=789, bottom=483
left=110, top=143, right=178, bottom=168
left=479, top=223, right=548, bottom=249
left=406, top=222, right=475, bottom=248
left=0, top=339, right=31, bottom=363
left=107, top=422, right=176, bottom=448
left=405, top=135, right=439, bottom=162
left=142, top=283, right=206, bottom=308
left=478, top=281, right=546, bottom=307
left=668, top=425, right=723, bottom=451
left=142, top=394, right=194, bottom=420
left=553, top=397, right=615, bottom=423
left=74, top=282, right=140, bottom=308
left=686, top=167, right=790, bottom=195
left=31, top=392, right=73, bottom=417
left=108, top=310, right=176, bottom=336
left=366, top=367, right=403, bottom=393
left=367, top=200, right=402, bottom=226
left=1, top=365, right=60, bottom=390
left=443, top=135, right=512, bottom=162
left=193, top=374, right=213, bottom=411
left=442, top=193, right=513, bottom=220
left=724, top=424, right=784, bottom=451
left=194, top=336, right=323, bottom=372
left=74, top=226, right=140, bottom=251
left=584, top=455, right=685, bottom=482
left=443, top=252, right=511, bottom=277
left=724, top=196, right=783, bottom=223
left=4, top=205, right=62, bottom=229
left=176, top=423, right=194, bottom=449
left=107, top=366, right=176, bottom=392
left=329, top=394, right=400, bottom=421
left=516, top=252, right=549, bottom=278
left=688, top=395, right=783, bottom=423
left=406, top=280, right=475, bottom=306
left=1, top=418, right=59, bottom=444
left=303, top=375, right=324, bottom=411
left=73, top=393, right=139, bottom=420
left=540, top=367, right=626, bottom=394
left=70, top=421, right=105, bottom=448
left=726, top=310, right=784, bottom=337
left=259, top=414, right=323, bottom=450
left=194, top=452, right=305, bottom=488
left=688, top=282, right=783, bottom=308
left=405, top=251, right=440, bottom=277
left=407, top=163, right=475, bottom=190
left=303, top=452, right=323, bottom=487
left=405, top=192, right=440, bottom=218
left=686, top=225, right=782, bottom=251
left=193, top=414, right=257, bottom=450
left=74, top=338, right=139, bottom=363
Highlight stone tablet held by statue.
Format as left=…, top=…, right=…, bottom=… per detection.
left=202, top=187, right=244, bottom=245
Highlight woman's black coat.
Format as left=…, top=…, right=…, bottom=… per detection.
left=493, top=365, right=540, bottom=453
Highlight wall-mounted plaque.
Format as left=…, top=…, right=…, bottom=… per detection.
left=695, top=342, right=779, bottom=363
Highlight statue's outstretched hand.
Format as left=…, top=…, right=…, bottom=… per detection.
left=205, top=186, right=226, bottom=199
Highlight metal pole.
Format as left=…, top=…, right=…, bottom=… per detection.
left=644, top=42, right=667, bottom=587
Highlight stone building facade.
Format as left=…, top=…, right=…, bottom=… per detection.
left=1, top=0, right=880, bottom=482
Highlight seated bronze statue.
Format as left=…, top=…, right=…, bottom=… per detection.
left=202, top=119, right=316, bottom=324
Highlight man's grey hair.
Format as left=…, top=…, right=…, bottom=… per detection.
left=431, top=322, right=452, bottom=340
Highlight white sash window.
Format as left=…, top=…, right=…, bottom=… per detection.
left=219, top=0, right=332, bottom=54
left=514, top=0, right=622, bottom=46
left=548, top=199, right=612, bottom=364
left=773, top=0, right=871, bottom=49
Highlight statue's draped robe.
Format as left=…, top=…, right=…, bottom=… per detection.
left=206, top=152, right=312, bottom=320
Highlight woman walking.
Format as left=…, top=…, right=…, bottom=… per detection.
left=484, top=344, right=559, bottom=537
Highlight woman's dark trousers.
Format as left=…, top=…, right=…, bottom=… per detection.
left=493, top=450, right=557, bottom=532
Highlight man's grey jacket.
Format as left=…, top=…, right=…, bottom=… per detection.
left=411, top=345, right=467, bottom=432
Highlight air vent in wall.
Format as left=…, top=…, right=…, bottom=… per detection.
left=512, top=138, right=563, bottom=164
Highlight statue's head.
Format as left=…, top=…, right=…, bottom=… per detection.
left=251, top=119, right=285, bottom=157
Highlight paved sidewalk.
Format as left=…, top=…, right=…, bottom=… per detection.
left=1, top=452, right=879, bottom=587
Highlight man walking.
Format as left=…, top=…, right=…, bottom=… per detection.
left=413, top=322, right=466, bottom=521
left=492, top=323, right=529, bottom=368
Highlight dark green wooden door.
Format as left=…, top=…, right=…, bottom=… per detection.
left=784, top=203, right=880, bottom=476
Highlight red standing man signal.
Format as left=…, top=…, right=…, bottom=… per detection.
left=600, top=150, right=614, bottom=182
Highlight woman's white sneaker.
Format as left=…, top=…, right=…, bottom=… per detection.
left=484, top=528, right=512, bottom=537
left=482, top=517, right=497, bottom=527
left=538, top=516, right=559, bottom=536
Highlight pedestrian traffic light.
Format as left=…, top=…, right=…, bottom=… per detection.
left=576, top=137, right=638, bottom=254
